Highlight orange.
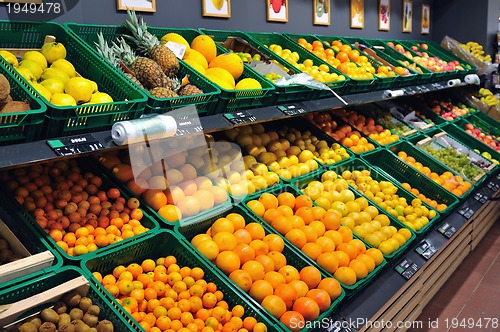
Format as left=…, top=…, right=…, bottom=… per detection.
left=211, top=217, right=235, bottom=235
left=213, top=232, right=238, bottom=251
left=263, top=234, right=285, bottom=252
left=243, top=317, right=257, bottom=331
left=316, top=252, right=339, bottom=274
left=324, top=230, right=343, bottom=247
left=216, top=251, right=241, bottom=275
left=233, top=244, right=256, bottom=264
left=196, top=240, right=219, bottom=261
left=246, top=200, right=265, bottom=217
left=268, top=251, right=287, bottom=270
left=338, top=225, right=353, bottom=242
left=249, top=280, right=274, bottom=303
left=264, top=271, right=286, bottom=289
left=365, top=248, right=384, bottom=266
left=277, top=205, right=294, bottom=217
left=158, top=205, right=182, bottom=223
left=191, top=234, right=212, bottom=248
left=293, top=297, right=320, bottom=321
left=309, top=221, right=326, bottom=237
left=242, top=260, right=265, bottom=282
left=277, top=192, right=296, bottom=209
left=288, top=215, right=305, bottom=229
left=333, top=251, right=350, bottom=267
left=285, top=229, right=307, bottom=249
left=322, top=210, right=341, bottom=230
left=306, top=289, right=331, bottom=311
left=253, top=322, right=268, bottom=332
left=317, top=277, right=342, bottom=301
left=143, top=190, right=168, bottom=211
left=301, top=242, right=323, bottom=260
left=349, top=259, right=369, bottom=280
left=349, top=239, right=366, bottom=255
left=249, top=240, right=269, bottom=256
left=334, top=266, right=357, bottom=286
left=299, top=266, right=322, bottom=289
left=226, top=213, right=246, bottom=231
left=202, top=292, right=217, bottom=308
left=294, top=195, right=313, bottom=210
left=274, top=283, right=298, bottom=310
left=278, top=265, right=300, bottom=283
left=258, top=193, right=279, bottom=210
left=245, top=223, right=266, bottom=240
left=316, top=236, right=335, bottom=253
left=295, top=207, right=314, bottom=225
left=356, top=254, right=375, bottom=273
left=127, top=263, right=143, bottom=278
left=233, top=229, right=253, bottom=245
left=280, top=311, right=305, bottom=332
left=261, top=295, right=287, bottom=319
left=229, top=269, right=253, bottom=292
left=270, top=215, right=293, bottom=235
left=255, top=255, right=275, bottom=272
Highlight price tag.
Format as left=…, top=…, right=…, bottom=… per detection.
left=437, top=221, right=458, bottom=238
left=165, top=41, right=187, bottom=59
left=395, top=257, right=419, bottom=279
left=432, top=82, right=446, bottom=90
left=417, top=85, right=430, bottom=93
left=415, top=240, right=437, bottom=260
left=173, top=114, right=203, bottom=136
left=403, top=87, right=417, bottom=95
left=224, top=111, right=256, bottom=125
left=487, top=181, right=499, bottom=193
left=277, top=105, right=306, bottom=116
left=457, top=205, right=475, bottom=220
left=474, top=192, right=489, bottom=205
left=47, top=134, right=104, bottom=156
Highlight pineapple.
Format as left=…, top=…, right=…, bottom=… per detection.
left=112, top=37, right=166, bottom=90
left=163, top=75, right=181, bottom=92
left=125, top=73, right=145, bottom=90
left=150, top=87, right=178, bottom=98
left=178, top=84, right=204, bottom=96
left=123, top=10, right=180, bottom=77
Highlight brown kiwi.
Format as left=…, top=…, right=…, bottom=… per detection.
left=82, top=313, right=98, bottom=327
left=79, top=297, right=93, bottom=312
left=63, top=291, right=82, bottom=307
left=69, top=308, right=84, bottom=321
left=18, top=322, right=37, bottom=332
left=28, top=317, right=42, bottom=329
left=40, top=308, right=59, bottom=324
left=0, top=101, right=30, bottom=113
left=54, top=301, right=68, bottom=314
left=73, top=321, right=91, bottom=332
left=38, top=321, right=57, bottom=332
left=87, top=305, right=100, bottom=316
left=58, top=313, right=71, bottom=328
left=96, top=320, right=114, bottom=332
left=59, top=324, right=76, bottom=332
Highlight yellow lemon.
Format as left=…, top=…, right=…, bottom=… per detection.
left=87, top=92, right=114, bottom=104
left=41, top=68, right=70, bottom=84
left=32, top=83, right=52, bottom=101
left=50, top=59, right=76, bottom=78
left=19, top=60, right=43, bottom=80
left=22, top=51, right=47, bottom=70
left=41, top=42, right=67, bottom=64
left=50, top=93, right=77, bottom=106
left=40, top=78, right=65, bottom=94
left=64, top=77, right=93, bottom=103
left=0, top=50, right=19, bottom=67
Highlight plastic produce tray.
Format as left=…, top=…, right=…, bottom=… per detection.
left=81, top=229, right=280, bottom=332
left=362, top=149, right=459, bottom=216
left=0, top=266, right=135, bottom=331
left=0, top=60, right=46, bottom=145
left=0, top=21, right=147, bottom=138
left=64, top=23, right=221, bottom=116
left=200, top=29, right=323, bottom=104
left=451, top=120, right=500, bottom=160
left=243, top=31, right=351, bottom=95
left=177, top=204, right=346, bottom=325
left=463, top=111, right=500, bottom=138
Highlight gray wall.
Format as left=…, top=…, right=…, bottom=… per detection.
left=0, top=0, right=434, bottom=41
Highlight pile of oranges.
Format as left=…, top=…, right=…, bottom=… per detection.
left=400, top=182, right=448, bottom=212
left=3, top=160, right=150, bottom=256
left=94, top=256, right=267, bottom=332
left=191, top=212, right=342, bottom=331
left=396, top=151, right=472, bottom=197
left=247, top=192, right=385, bottom=287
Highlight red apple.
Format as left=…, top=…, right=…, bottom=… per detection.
left=420, top=43, right=429, bottom=50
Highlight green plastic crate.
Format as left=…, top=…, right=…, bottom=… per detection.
left=361, top=149, right=459, bottom=216
left=471, top=111, right=500, bottom=130
left=0, top=159, right=159, bottom=262
left=0, top=58, right=46, bottom=145
left=64, top=23, right=221, bottom=116
left=465, top=111, right=500, bottom=138
left=177, top=203, right=347, bottom=325
left=0, top=21, right=147, bottom=138
left=452, top=119, right=500, bottom=160
left=0, top=266, right=136, bottom=331
left=81, top=229, right=278, bottom=332
left=243, top=31, right=351, bottom=96
left=200, top=29, right=323, bottom=104
left=387, top=140, right=473, bottom=198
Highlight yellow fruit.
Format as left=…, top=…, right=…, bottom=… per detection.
left=32, top=83, right=52, bottom=101
left=87, top=92, right=114, bottom=104
left=40, top=78, right=65, bottom=94
left=88, top=80, right=98, bottom=93
left=41, top=42, right=67, bottom=64
left=16, top=67, right=36, bottom=83
left=19, top=60, right=43, bottom=80
left=22, top=51, right=47, bottom=70
left=0, top=50, right=19, bottom=67
left=235, top=78, right=262, bottom=90
left=209, top=53, right=244, bottom=80
left=205, top=67, right=235, bottom=87
left=184, top=49, right=208, bottom=69
left=50, top=59, right=76, bottom=78
left=183, top=59, right=206, bottom=76
left=212, top=0, right=224, bottom=10
left=161, top=33, right=190, bottom=50
left=41, top=68, right=70, bottom=84
left=64, top=77, right=93, bottom=103
left=206, top=74, right=235, bottom=90
left=191, top=35, right=217, bottom=63
left=50, top=93, right=77, bottom=106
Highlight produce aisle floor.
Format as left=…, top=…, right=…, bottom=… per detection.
left=410, top=218, right=500, bottom=332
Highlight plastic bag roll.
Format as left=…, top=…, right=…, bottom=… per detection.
left=111, top=114, right=178, bottom=146
left=383, top=89, right=404, bottom=98
left=465, top=74, right=480, bottom=84
left=447, top=79, right=461, bottom=87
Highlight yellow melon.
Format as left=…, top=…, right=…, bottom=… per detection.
left=235, top=78, right=262, bottom=90
left=209, top=53, right=244, bottom=80
left=160, top=33, right=190, bottom=50
left=205, top=67, right=235, bottom=88
left=191, top=35, right=217, bottom=63
left=184, top=59, right=206, bottom=76
left=206, top=74, right=235, bottom=90
left=183, top=49, right=208, bottom=69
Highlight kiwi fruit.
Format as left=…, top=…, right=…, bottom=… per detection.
left=73, top=321, right=91, bottom=332
left=82, top=313, right=98, bottom=327
left=87, top=305, right=100, bottom=316
left=69, top=308, right=84, bottom=321
left=38, top=321, right=57, bottom=332
left=89, top=328, right=97, bottom=332
left=79, top=297, right=93, bottom=312
left=18, top=322, right=37, bottom=332
left=62, top=291, right=82, bottom=307
left=59, top=313, right=71, bottom=328
left=28, top=317, right=42, bottom=329
left=40, top=308, right=59, bottom=324
left=59, top=324, right=76, bottom=332
left=54, top=301, right=68, bottom=314
left=96, top=320, right=114, bottom=332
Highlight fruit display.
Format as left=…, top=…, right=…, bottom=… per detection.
left=95, top=252, right=268, bottom=331
left=459, top=41, right=492, bottom=62
left=341, top=168, right=438, bottom=231
left=1, top=160, right=151, bottom=256
left=245, top=190, right=385, bottom=285
left=11, top=290, right=115, bottom=331
left=395, top=150, right=473, bottom=197
left=192, top=208, right=343, bottom=329
left=307, top=112, right=376, bottom=154
left=0, top=45, right=114, bottom=107
left=0, top=234, right=23, bottom=265
left=332, top=109, right=400, bottom=145
left=387, top=42, right=464, bottom=72
left=463, top=123, right=500, bottom=152
left=373, top=113, right=413, bottom=136
left=427, top=99, right=472, bottom=120
left=478, top=88, right=499, bottom=107
left=99, top=147, right=229, bottom=223
left=0, top=73, right=31, bottom=114
left=296, top=171, right=414, bottom=256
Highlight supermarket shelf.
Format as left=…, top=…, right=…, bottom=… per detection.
left=0, top=81, right=471, bottom=170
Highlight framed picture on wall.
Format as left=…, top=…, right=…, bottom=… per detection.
left=350, top=0, right=364, bottom=29
left=421, top=4, right=430, bottom=34
left=267, top=0, right=288, bottom=22
left=202, top=0, right=231, bottom=18
left=313, top=0, right=330, bottom=26
left=116, top=0, right=156, bottom=13
left=402, top=0, right=412, bottom=33
left=378, top=0, right=390, bottom=31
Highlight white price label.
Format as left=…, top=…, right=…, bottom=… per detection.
left=165, top=41, right=187, bottom=59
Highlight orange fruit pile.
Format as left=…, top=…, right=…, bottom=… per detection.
left=247, top=192, right=385, bottom=286
left=191, top=211, right=342, bottom=331
left=400, top=182, right=447, bottom=212
left=397, top=151, right=472, bottom=197
left=94, top=256, right=267, bottom=332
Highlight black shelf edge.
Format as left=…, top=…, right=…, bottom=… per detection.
left=0, top=81, right=473, bottom=170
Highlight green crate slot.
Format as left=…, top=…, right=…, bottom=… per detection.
left=388, top=140, right=473, bottom=198
left=0, top=21, right=148, bottom=138
left=200, top=29, right=323, bottom=104
left=0, top=58, right=46, bottom=145
left=177, top=203, right=347, bottom=325
left=361, top=149, right=459, bottom=216
left=0, top=159, right=159, bottom=262
left=452, top=120, right=500, bottom=161
left=243, top=32, right=351, bottom=96
left=471, top=111, right=500, bottom=130
left=64, top=23, right=221, bottom=116
left=0, top=266, right=136, bottom=331
left=81, top=229, right=279, bottom=332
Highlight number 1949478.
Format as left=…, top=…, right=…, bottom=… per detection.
left=4, top=2, right=61, bottom=14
